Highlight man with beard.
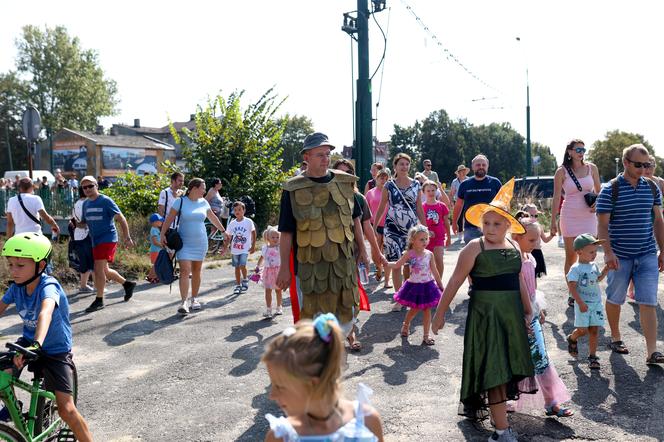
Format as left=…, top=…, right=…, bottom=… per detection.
left=452, top=154, right=502, bottom=243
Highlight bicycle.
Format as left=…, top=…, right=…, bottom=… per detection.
left=0, top=343, right=76, bottom=441
left=205, top=221, right=227, bottom=256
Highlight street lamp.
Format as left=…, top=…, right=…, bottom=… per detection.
left=615, top=157, right=620, bottom=177
left=516, top=37, right=531, bottom=176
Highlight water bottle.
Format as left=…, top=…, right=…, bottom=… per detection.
left=358, top=263, right=369, bottom=285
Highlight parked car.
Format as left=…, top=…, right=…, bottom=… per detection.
left=514, top=175, right=554, bottom=199
left=3, top=170, right=56, bottom=185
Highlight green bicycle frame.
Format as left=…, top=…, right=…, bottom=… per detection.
left=0, top=369, right=59, bottom=442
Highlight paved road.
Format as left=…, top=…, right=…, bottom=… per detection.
left=1, top=240, right=663, bottom=441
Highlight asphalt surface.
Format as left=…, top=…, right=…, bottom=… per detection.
left=1, top=240, right=663, bottom=441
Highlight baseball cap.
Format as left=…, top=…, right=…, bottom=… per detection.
left=149, top=213, right=165, bottom=223
left=573, top=233, right=604, bottom=250
left=80, top=175, right=97, bottom=185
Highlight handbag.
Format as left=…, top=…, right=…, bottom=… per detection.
left=564, top=165, right=596, bottom=207
left=166, top=198, right=184, bottom=251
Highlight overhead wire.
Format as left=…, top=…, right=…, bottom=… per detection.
left=399, top=0, right=499, bottom=93
left=372, top=6, right=391, bottom=148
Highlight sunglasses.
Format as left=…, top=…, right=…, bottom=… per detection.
left=529, top=214, right=539, bottom=218
left=568, top=147, right=586, bottom=154
left=625, top=158, right=653, bottom=169
left=81, top=184, right=96, bottom=190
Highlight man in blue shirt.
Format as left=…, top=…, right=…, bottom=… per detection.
left=452, top=155, right=502, bottom=243
left=78, top=175, right=136, bottom=313
left=0, top=233, right=92, bottom=441
left=596, top=143, right=664, bottom=365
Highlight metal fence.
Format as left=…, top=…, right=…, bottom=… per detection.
left=0, top=188, right=75, bottom=219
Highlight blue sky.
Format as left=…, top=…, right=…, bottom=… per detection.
left=3, top=0, right=663, bottom=168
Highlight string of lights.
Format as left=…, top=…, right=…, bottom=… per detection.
left=400, top=0, right=499, bottom=92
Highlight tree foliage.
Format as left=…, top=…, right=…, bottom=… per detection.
left=389, top=109, right=557, bottom=183
left=0, top=72, right=30, bottom=172
left=588, top=130, right=655, bottom=180
left=277, top=113, right=314, bottom=171
left=173, top=89, right=289, bottom=230
left=15, top=25, right=118, bottom=132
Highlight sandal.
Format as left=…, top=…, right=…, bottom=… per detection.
left=421, top=335, right=435, bottom=346
left=607, top=340, right=629, bottom=354
left=588, top=355, right=601, bottom=370
left=400, top=322, right=410, bottom=337
left=646, top=351, right=664, bottom=365
left=383, top=284, right=393, bottom=289
left=566, top=335, right=578, bottom=357
left=346, top=336, right=362, bottom=352
left=545, top=405, right=574, bottom=418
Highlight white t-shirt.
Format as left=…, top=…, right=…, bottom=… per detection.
left=73, top=199, right=89, bottom=241
left=6, top=193, right=44, bottom=234
left=227, top=217, right=256, bottom=255
left=158, top=187, right=181, bottom=228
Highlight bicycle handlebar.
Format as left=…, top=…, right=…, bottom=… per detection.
left=5, top=342, right=39, bottom=361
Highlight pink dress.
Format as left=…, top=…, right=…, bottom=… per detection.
left=365, top=187, right=386, bottom=227
left=422, top=201, right=449, bottom=250
left=516, top=254, right=571, bottom=410
left=261, top=245, right=281, bottom=290
left=559, top=164, right=597, bottom=237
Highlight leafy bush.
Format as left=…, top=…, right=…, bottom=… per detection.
left=173, top=88, right=289, bottom=232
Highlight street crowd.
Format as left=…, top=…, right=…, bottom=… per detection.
left=1, top=131, right=664, bottom=441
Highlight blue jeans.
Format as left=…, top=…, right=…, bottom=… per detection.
left=606, top=253, right=659, bottom=306
left=463, top=226, right=483, bottom=243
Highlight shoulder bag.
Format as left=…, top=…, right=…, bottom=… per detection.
left=565, top=165, right=597, bottom=207
left=17, top=193, right=41, bottom=225
left=166, top=198, right=184, bottom=251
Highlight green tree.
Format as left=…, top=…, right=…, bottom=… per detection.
left=103, top=164, right=179, bottom=216
left=389, top=122, right=421, bottom=175
left=173, top=89, right=289, bottom=230
left=531, top=142, right=557, bottom=176
left=15, top=25, right=118, bottom=132
left=588, top=130, right=654, bottom=180
left=277, top=113, right=314, bottom=171
left=0, top=72, right=30, bottom=172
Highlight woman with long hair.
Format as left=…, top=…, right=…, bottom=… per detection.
left=550, top=139, right=601, bottom=306
left=161, top=178, right=226, bottom=315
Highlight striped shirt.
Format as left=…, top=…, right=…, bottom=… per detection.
left=595, top=174, right=661, bottom=259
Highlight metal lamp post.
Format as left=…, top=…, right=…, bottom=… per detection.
left=516, top=37, right=531, bottom=176
left=615, top=157, right=620, bottom=177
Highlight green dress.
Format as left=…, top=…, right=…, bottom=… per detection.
left=459, top=239, right=537, bottom=420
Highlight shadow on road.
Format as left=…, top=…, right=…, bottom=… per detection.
left=226, top=319, right=281, bottom=377
left=103, top=315, right=183, bottom=346
left=235, top=386, right=281, bottom=442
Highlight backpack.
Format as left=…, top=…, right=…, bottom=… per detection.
left=239, top=195, right=255, bottom=217
left=154, top=249, right=178, bottom=285
left=609, top=176, right=659, bottom=221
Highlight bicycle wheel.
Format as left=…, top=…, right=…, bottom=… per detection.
left=34, top=365, right=77, bottom=439
left=0, top=423, right=26, bottom=442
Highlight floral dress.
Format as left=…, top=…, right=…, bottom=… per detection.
left=384, top=179, right=420, bottom=261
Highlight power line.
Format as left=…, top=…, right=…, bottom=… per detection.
left=399, top=0, right=499, bottom=93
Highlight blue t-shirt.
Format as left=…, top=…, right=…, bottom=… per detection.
left=81, top=194, right=121, bottom=246
left=457, top=176, right=502, bottom=228
left=149, top=226, right=162, bottom=253
left=2, top=275, right=72, bottom=355
left=595, top=174, right=661, bottom=259
left=566, top=262, right=602, bottom=304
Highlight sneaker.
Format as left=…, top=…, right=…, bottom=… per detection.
left=558, top=236, right=565, bottom=248
left=241, top=279, right=249, bottom=291
left=78, top=285, right=94, bottom=293
left=190, top=298, right=202, bottom=311
left=85, top=298, right=104, bottom=313
left=123, top=281, right=136, bottom=302
left=488, top=428, right=518, bottom=442
left=233, top=285, right=242, bottom=295
left=263, top=308, right=273, bottom=318
left=391, top=303, right=403, bottom=312
left=0, top=401, right=22, bottom=422
left=275, top=306, right=284, bottom=315
left=177, top=300, right=189, bottom=315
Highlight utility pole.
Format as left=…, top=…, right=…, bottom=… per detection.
left=526, top=70, right=532, bottom=176
left=343, top=0, right=385, bottom=188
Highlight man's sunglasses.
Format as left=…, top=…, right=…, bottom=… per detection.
left=568, top=146, right=586, bottom=154
left=625, top=158, right=653, bottom=169
left=81, top=184, right=96, bottom=190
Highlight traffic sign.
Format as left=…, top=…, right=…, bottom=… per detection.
left=22, top=106, right=41, bottom=141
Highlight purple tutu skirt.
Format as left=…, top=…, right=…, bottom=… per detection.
left=393, top=280, right=442, bottom=309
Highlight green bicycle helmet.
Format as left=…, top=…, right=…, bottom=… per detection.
left=2, top=233, right=53, bottom=286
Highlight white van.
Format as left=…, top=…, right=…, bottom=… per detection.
left=3, top=170, right=56, bottom=185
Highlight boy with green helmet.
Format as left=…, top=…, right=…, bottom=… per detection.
left=0, top=233, right=92, bottom=441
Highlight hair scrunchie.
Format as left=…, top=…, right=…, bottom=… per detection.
left=313, top=313, right=339, bottom=343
